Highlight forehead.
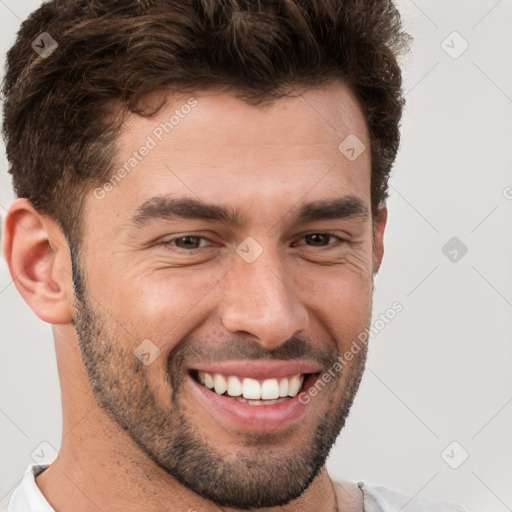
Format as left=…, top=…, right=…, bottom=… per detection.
left=84, top=82, right=371, bottom=234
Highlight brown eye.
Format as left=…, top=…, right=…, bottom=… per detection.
left=162, top=236, right=212, bottom=250
left=304, top=233, right=333, bottom=246
left=292, top=233, right=344, bottom=248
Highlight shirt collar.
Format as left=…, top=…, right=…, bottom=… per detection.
left=7, top=464, right=54, bottom=512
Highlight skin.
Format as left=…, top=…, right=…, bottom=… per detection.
left=3, top=81, right=386, bottom=512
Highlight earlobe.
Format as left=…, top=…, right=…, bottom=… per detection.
left=372, top=205, right=387, bottom=274
left=2, top=198, right=74, bottom=324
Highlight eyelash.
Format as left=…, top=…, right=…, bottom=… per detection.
left=160, top=233, right=346, bottom=251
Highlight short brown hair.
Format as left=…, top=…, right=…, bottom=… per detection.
left=2, top=0, right=410, bottom=248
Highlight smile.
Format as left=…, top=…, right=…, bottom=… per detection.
left=192, top=371, right=306, bottom=405
left=186, top=362, right=322, bottom=430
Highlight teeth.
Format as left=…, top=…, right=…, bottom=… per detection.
left=278, top=377, right=289, bottom=397
left=261, top=378, right=279, bottom=400
left=213, top=373, right=227, bottom=395
left=227, top=376, right=242, bottom=397
left=288, top=374, right=303, bottom=397
left=196, top=372, right=305, bottom=400
left=242, top=378, right=261, bottom=399
left=203, top=372, right=214, bottom=389
left=236, top=397, right=289, bottom=406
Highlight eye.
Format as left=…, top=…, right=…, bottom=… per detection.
left=292, top=233, right=345, bottom=248
left=161, top=235, right=214, bottom=250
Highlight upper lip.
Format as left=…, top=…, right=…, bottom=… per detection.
left=186, top=360, right=322, bottom=380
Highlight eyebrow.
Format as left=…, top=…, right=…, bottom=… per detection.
left=130, top=194, right=368, bottom=228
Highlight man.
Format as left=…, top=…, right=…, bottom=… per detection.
left=1, top=1, right=465, bottom=511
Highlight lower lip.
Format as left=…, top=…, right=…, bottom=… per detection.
left=186, top=372, right=319, bottom=431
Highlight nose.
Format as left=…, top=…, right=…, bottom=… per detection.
left=219, top=245, right=309, bottom=350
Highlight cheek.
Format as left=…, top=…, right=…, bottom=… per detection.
left=294, top=255, right=373, bottom=311
left=292, top=260, right=373, bottom=347
left=112, top=266, right=227, bottom=348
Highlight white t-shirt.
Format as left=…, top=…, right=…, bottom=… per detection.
left=3, top=464, right=466, bottom=512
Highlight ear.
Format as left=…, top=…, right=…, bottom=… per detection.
left=372, top=204, right=387, bottom=274
left=2, top=198, right=74, bottom=324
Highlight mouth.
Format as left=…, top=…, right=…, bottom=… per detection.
left=190, top=369, right=311, bottom=405
left=185, top=363, right=322, bottom=431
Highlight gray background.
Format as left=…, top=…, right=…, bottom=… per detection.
left=1, top=1, right=511, bottom=511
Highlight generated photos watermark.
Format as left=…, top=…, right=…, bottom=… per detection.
left=93, top=97, right=198, bottom=200
left=298, top=301, right=403, bottom=404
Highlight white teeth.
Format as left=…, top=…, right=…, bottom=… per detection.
left=196, top=372, right=305, bottom=401
left=278, top=377, right=289, bottom=397
left=213, top=373, right=227, bottom=395
left=261, top=378, right=279, bottom=400
left=227, top=376, right=242, bottom=397
left=288, top=374, right=302, bottom=397
left=236, top=397, right=289, bottom=406
left=204, top=372, right=214, bottom=389
left=242, top=378, right=261, bottom=399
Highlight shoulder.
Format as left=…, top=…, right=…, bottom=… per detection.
left=357, top=481, right=466, bottom=512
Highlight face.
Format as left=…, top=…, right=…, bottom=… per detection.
left=72, top=82, right=385, bottom=509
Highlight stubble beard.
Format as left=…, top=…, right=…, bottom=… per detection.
left=71, top=253, right=369, bottom=509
